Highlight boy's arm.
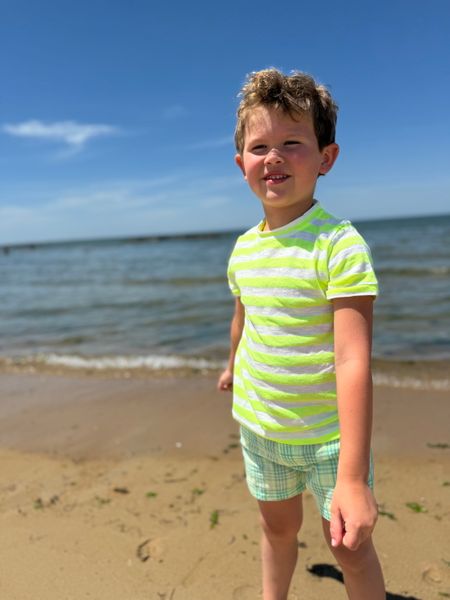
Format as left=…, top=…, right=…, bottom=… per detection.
left=330, top=295, right=378, bottom=551
left=217, top=297, right=245, bottom=391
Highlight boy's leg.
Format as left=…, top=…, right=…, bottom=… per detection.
left=258, top=494, right=303, bottom=600
left=321, top=518, right=385, bottom=600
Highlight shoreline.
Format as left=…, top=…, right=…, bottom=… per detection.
left=1, top=371, right=449, bottom=460
left=1, top=354, right=450, bottom=392
left=1, top=371, right=449, bottom=599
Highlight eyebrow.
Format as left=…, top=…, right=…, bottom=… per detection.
left=246, top=129, right=307, bottom=143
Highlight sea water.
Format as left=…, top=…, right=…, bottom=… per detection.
left=1, top=213, right=449, bottom=389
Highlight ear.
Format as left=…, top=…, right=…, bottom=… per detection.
left=235, top=153, right=247, bottom=179
left=318, top=143, right=339, bottom=175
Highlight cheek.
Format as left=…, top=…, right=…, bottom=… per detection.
left=243, top=157, right=261, bottom=180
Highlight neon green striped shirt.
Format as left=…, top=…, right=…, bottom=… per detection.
left=227, top=201, right=378, bottom=445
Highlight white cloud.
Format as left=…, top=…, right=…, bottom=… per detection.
left=0, top=173, right=251, bottom=244
left=2, top=120, right=119, bottom=151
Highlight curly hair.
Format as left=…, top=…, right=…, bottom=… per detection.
left=235, top=68, right=338, bottom=154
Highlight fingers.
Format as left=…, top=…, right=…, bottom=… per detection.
left=217, top=371, right=233, bottom=392
left=342, top=526, right=361, bottom=551
left=330, top=508, right=344, bottom=548
left=218, top=381, right=232, bottom=391
left=330, top=512, right=374, bottom=551
left=342, top=520, right=375, bottom=551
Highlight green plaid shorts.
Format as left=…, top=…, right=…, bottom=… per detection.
left=240, top=426, right=374, bottom=521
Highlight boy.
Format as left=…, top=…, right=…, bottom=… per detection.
left=217, top=69, right=385, bottom=600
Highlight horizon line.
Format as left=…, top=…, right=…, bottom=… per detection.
left=2, top=210, right=450, bottom=251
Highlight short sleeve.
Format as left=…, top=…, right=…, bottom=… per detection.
left=326, top=225, right=378, bottom=299
left=227, top=242, right=241, bottom=297
left=227, top=260, right=241, bottom=296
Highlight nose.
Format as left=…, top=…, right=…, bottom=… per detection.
left=264, top=147, right=284, bottom=164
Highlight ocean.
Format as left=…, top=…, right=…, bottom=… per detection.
left=1, top=213, right=449, bottom=390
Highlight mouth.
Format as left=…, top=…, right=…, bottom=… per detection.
left=263, top=174, right=290, bottom=183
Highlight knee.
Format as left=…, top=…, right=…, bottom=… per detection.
left=259, top=512, right=302, bottom=542
left=330, top=539, right=375, bottom=575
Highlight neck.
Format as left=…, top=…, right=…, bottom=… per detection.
left=262, top=200, right=315, bottom=231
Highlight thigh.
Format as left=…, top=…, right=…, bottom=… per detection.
left=306, top=439, right=340, bottom=521
left=240, top=429, right=307, bottom=502
left=306, top=440, right=374, bottom=521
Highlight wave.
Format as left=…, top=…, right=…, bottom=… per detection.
left=376, top=265, right=450, bottom=277
left=372, top=371, right=450, bottom=391
left=0, top=353, right=225, bottom=372
left=372, top=357, right=450, bottom=391
left=122, top=276, right=227, bottom=286
left=1, top=353, right=449, bottom=390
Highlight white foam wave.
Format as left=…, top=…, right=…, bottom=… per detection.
left=373, top=372, right=450, bottom=391
left=42, top=353, right=224, bottom=371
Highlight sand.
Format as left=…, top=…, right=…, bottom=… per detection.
left=0, top=372, right=449, bottom=599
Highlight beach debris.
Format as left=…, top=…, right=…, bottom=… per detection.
left=427, top=442, right=450, bottom=449
left=298, top=541, right=307, bottom=548
left=156, top=587, right=176, bottom=599
left=379, top=509, right=397, bottom=520
left=146, top=491, right=158, bottom=498
left=175, top=442, right=182, bottom=448
left=95, top=495, right=111, bottom=506
left=136, top=538, right=151, bottom=562
left=33, top=495, right=59, bottom=509
left=405, top=501, right=427, bottom=513
left=164, top=477, right=188, bottom=484
left=209, top=509, right=220, bottom=529
left=438, top=592, right=450, bottom=598
left=443, top=481, right=450, bottom=486
left=223, top=442, right=240, bottom=453
left=113, top=486, right=129, bottom=494
left=191, top=487, right=205, bottom=497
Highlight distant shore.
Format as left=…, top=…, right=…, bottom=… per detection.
left=0, top=371, right=449, bottom=599
left=2, top=210, right=449, bottom=252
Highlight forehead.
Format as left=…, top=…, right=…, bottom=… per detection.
left=244, top=106, right=314, bottom=139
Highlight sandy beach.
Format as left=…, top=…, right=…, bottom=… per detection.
left=0, top=371, right=449, bottom=599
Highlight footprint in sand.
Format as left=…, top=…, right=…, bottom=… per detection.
left=232, top=584, right=259, bottom=599
left=421, top=563, right=442, bottom=585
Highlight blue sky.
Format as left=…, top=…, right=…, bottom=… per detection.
left=1, top=0, right=449, bottom=244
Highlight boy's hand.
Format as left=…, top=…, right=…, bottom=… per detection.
left=217, top=368, right=234, bottom=392
left=330, top=481, right=378, bottom=551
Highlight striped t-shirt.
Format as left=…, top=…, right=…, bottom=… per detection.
left=227, top=201, right=378, bottom=445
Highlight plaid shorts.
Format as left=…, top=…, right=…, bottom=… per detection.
left=240, top=426, right=374, bottom=521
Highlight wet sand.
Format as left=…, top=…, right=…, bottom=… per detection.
left=0, top=372, right=449, bottom=599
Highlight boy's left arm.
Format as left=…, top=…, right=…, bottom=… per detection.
left=330, top=295, right=378, bottom=551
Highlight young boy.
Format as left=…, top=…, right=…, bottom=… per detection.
left=217, top=69, right=385, bottom=600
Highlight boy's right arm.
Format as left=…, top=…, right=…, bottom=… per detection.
left=217, top=297, right=245, bottom=391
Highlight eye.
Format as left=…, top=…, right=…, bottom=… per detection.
left=251, top=144, right=267, bottom=152
left=284, top=140, right=300, bottom=146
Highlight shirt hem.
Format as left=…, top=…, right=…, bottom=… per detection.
left=233, top=413, right=341, bottom=446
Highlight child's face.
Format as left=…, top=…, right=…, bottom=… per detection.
left=236, top=106, right=339, bottom=220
